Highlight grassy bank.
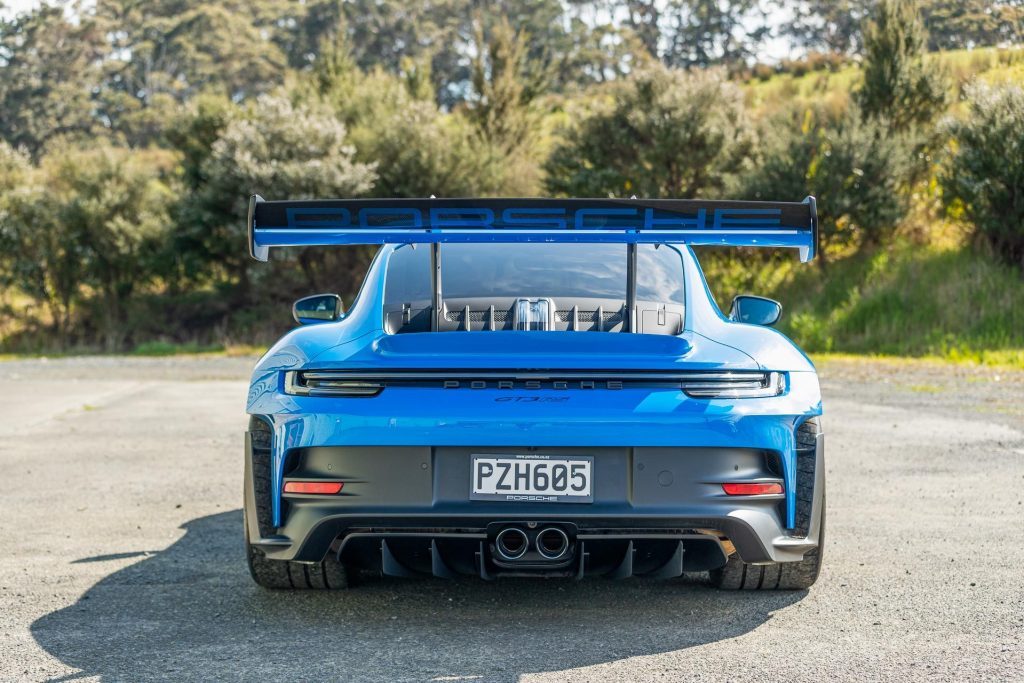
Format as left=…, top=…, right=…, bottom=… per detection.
left=701, top=241, right=1024, bottom=368
left=0, top=342, right=266, bottom=361
left=744, top=45, right=1024, bottom=115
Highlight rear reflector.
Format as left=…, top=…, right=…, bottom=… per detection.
left=283, top=481, right=344, bottom=495
left=722, top=482, right=783, bottom=496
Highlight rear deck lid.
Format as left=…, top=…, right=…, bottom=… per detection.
left=307, top=331, right=758, bottom=372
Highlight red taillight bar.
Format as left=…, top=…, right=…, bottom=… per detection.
left=283, top=481, right=344, bottom=495
left=722, top=482, right=783, bottom=496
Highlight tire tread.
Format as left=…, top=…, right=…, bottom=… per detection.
left=245, top=417, right=348, bottom=590
left=710, top=418, right=824, bottom=591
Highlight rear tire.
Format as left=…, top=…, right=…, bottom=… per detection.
left=709, top=497, right=824, bottom=590
left=710, top=419, right=824, bottom=591
left=245, top=417, right=349, bottom=590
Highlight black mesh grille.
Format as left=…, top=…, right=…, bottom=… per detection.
left=554, top=310, right=623, bottom=324
left=443, top=308, right=623, bottom=329
left=792, top=418, right=821, bottom=537
left=445, top=310, right=510, bottom=323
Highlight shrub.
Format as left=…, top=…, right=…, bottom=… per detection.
left=941, top=83, right=1024, bottom=268
left=775, top=52, right=848, bottom=79
left=740, top=106, right=911, bottom=264
left=0, top=144, right=177, bottom=350
left=308, top=45, right=535, bottom=197
left=857, top=0, right=948, bottom=131
left=179, top=94, right=378, bottom=303
left=544, top=66, right=755, bottom=199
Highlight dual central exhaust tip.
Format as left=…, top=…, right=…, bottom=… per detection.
left=495, top=527, right=570, bottom=561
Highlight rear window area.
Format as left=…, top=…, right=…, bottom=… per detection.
left=385, top=243, right=685, bottom=306
left=382, top=242, right=686, bottom=334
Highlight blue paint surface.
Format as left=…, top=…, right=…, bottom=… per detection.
left=247, top=245, right=822, bottom=529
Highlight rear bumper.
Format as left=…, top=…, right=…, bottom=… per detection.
left=244, top=436, right=825, bottom=570
left=247, top=370, right=823, bottom=529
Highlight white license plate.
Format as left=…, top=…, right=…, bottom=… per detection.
left=470, top=454, right=593, bottom=503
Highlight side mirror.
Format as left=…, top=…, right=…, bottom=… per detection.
left=729, top=295, right=782, bottom=327
left=293, top=293, right=344, bottom=325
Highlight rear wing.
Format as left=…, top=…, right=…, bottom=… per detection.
left=248, top=195, right=819, bottom=262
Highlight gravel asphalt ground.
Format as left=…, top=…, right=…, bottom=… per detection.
left=0, top=355, right=1021, bottom=682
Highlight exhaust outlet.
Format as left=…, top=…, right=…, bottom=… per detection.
left=536, top=527, right=570, bottom=560
left=495, top=527, right=529, bottom=560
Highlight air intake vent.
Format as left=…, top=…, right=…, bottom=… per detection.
left=554, top=310, right=623, bottom=325
left=441, top=306, right=626, bottom=331
left=446, top=310, right=511, bottom=323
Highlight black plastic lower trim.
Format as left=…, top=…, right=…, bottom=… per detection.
left=334, top=527, right=727, bottom=579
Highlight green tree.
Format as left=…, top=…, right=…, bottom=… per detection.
left=47, top=147, right=178, bottom=350
left=857, top=0, right=948, bottom=131
left=495, top=0, right=623, bottom=91
left=942, top=84, right=1024, bottom=269
left=614, top=0, right=661, bottom=58
left=741, top=106, right=911, bottom=266
left=167, top=94, right=237, bottom=199
left=0, top=145, right=177, bottom=349
left=300, top=49, right=519, bottom=296
left=297, top=0, right=643, bottom=104
left=160, top=93, right=239, bottom=290
left=545, top=66, right=755, bottom=199
left=586, top=0, right=767, bottom=68
left=0, top=3, right=105, bottom=157
left=350, top=87, right=509, bottom=197
left=300, top=0, right=466, bottom=105
left=307, top=37, right=533, bottom=197
left=208, top=94, right=376, bottom=200
left=560, top=5, right=639, bottom=85
left=182, top=94, right=377, bottom=300
left=467, top=17, right=546, bottom=155
left=775, top=0, right=1020, bottom=56
left=774, top=0, right=874, bottom=55
left=94, top=0, right=291, bottom=144
left=0, top=142, right=82, bottom=341
left=920, top=0, right=1024, bottom=51
left=661, top=0, right=769, bottom=69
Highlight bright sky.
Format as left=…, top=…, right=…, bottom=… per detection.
left=1, top=0, right=37, bottom=16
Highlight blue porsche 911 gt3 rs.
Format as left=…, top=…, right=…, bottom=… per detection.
left=243, top=196, right=825, bottom=590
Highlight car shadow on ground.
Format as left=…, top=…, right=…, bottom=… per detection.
left=33, top=511, right=805, bottom=682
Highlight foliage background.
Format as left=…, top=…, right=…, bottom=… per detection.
left=0, top=0, right=1022, bottom=362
